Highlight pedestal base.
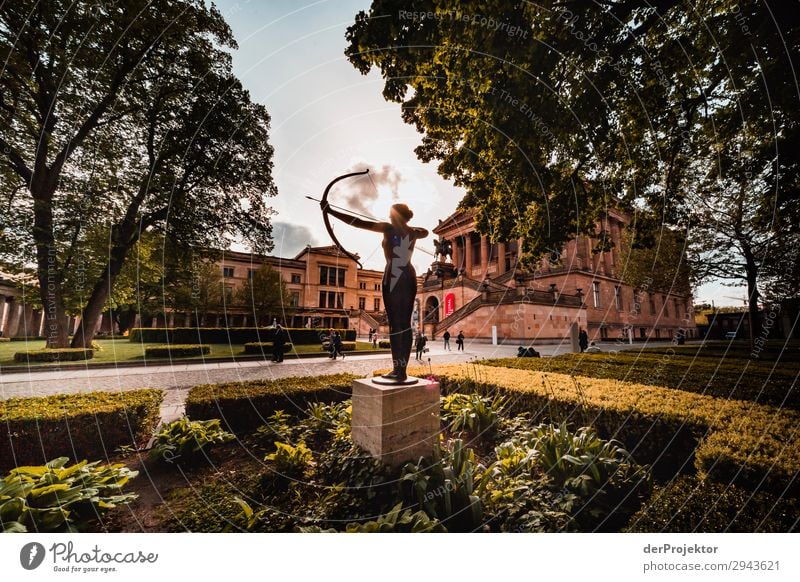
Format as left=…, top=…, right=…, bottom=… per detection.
left=351, top=376, right=440, bottom=467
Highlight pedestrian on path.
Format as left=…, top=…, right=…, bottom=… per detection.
left=415, top=332, right=427, bottom=361
left=372, top=333, right=378, bottom=349
left=443, top=329, right=451, bottom=351
left=333, top=331, right=345, bottom=359
left=272, top=324, right=287, bottom=363
left=456, top=330, right=465, bottom=351
left=579, top=329, right=589, bottom=353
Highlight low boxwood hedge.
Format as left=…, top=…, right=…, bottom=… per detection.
left=0, top=337, right=10, bottom=342
left=144, top=344, right=210, bottom=358
left=0, top=389, right=163, bottom=470
left=624, top=475, right=798, bottom=532
left=378, top=340, right=391, bottom=348
left=242, top=342, right=294, bottom=355
left=413, top=363, right=800, bottom=496
left=185, top=374, right=358, bottom=433
left=129, top=327, right=356, bottom=345
left=13, top=348, right=94, bottom=363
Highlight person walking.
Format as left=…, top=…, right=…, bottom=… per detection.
left=272, top=324, right=287, bottom=363
left=372, top=333, right=378, bottom=349
left=332, top=330, right=345, bottom=359
left=415, top=332, right=428, bottom=360
left=443, top=329, right=451, bottom=351
left=578, top=328, right=589, bottom=353
left=456, top=330, right=465, bottom=351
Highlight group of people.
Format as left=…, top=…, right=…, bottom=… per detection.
left=415, top=328, right=466, bottom=359
left=578, top=328, right=602, bottom=353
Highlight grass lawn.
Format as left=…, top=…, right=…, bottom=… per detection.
left=0, top=338, right=380, bottom=368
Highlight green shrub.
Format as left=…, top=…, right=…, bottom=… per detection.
left=441, top=393, right=507, bottom=436
left=242, top=342, right=293, bottom=355
left=402, top=439, right=485, bottom=532
left=625, top=475, right=799, bottom=532
left=13, top=348, right=93, bottom=363
left=129, top=327, right=355, bottom=345
left=266, top=441, right=313, bottom=477
left=0, top=337, right=10, bottom=342
left=149, top=417, right=235, bottom=465
left=298, top=503, right=446, bottom=532
left=422, top=363, right=800, bottom=496
left=144, top=344, right=210, bottom=358
left=0, top=389, right=163, bottom=471
left=378, top=340, right=391, bottom=348
left=185, top=374, right=357, bottom=433
left=0, top=457, right=138, bottom=532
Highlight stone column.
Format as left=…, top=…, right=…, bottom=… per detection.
left=167, top=312, right=175, bottom=328
left=0, top=296, right=8, bottom=335
left=480, top=235, right=488, bottom=275
left=6, top=301, right=23, bottom=337
left=184, top=313, right=192, bottom=327
left=497, top=242, right=507, bottom=275
left=451, top=237, right=461, bottom=269
left=464, top=236, right=473, bottom=275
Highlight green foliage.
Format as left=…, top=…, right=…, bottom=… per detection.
left=144, top=344, right=211, bottom=358
left=302, top=401, right=352, bottom=442
left=236, top=264, right=294, bottom=326
left=255, top=410, right=296, bottom=444
left=130, top=327, right=355, bottom=345
left=265, top=442, right=313, bottom=478
left=378, top=340, right=391, bottom=348
left=298, top=503, right=446, bottom=533
left=13, top=348, right=93, bottom=363
left=149, top=418, right=235, bottom=465
left=0, top=389, right=163, bottom=471
left=402, top=439, right=486, bottom=532
left=626, top=476, right=799, bottom=533
left=185, top=374, right=357, bottom=433
left=441, top=393, right=507, bottom=436
left=0, top=457, right=138, bottom=532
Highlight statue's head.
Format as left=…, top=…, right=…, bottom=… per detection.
left=390, top=203, right=413, bottom=224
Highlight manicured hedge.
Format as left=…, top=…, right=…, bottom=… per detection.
left=483, top=352, right=800, bottom=409
left=321, top=341, right=356, bottom=352
left=378, top=340, right=391, bottom=348
left=242, top=342, right=294, bottom=355
left=185, top=374, right=358, bottom=433
left=625, top=475, right=799, bottom=532
left=144, top=344, right=210, bottom=358
left=128, top=327, right=356, bottom=345
left=0, top=389, right=163, bottom=470
left=0, top=337, right=9, bottom=342
left=411, top=363, right=800, bottom=496
left=13, top=348, right=94, bottom=363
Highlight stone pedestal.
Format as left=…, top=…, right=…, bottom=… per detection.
left=351, top=377, right=440, bottom=467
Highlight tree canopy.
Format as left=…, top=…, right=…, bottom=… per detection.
left=0, top=0, right=277, bottom=346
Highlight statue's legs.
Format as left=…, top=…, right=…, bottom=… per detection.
left=382, top=272, right=416, bottom=380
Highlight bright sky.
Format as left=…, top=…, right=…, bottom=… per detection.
left=214, top=0, right=744, bottom=306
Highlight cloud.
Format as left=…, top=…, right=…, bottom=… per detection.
left=336, top=163, right=403, bottom=216
left=271, top=221, right=319, bottom=257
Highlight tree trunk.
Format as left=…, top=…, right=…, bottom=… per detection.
left=71, top=228, right=138, bottom=348
left=745, top=260, right=761, bottom=352
left=32, top=178, right=70, bottom=348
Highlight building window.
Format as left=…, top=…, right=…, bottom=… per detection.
left=318, top=291, right=344, bottom=308
left=359, top=282, right=366, bottom=290
left=223, top=286, right=234, bottom=302
left=592, top=282, right=601, bottom=308
left=614, top=286, right=622, bottom=310
left=358, top=297, right=366, bottom=310
left=319, top=266, right=346, bottom=286
left=488, top=243, right=498, bottom=263
left=600, top=327, right=609, bottom=340
left=290, top=292, right=300, bottom=307
left=649, top=295, right=656, bottom=315
left=373, top=298, right=381, bottom=311
left=222, top=267, right=234, bottom=278
left=291, top=274, right=301, bottom=284
left=248, top=269, right=255, bottom=280
left=374, top=283, right=381, bottom=291
left=663, top=295, right=669, bottom=318
left=674, top=298, right=680, bottom=318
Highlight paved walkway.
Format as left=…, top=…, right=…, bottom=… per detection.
left=0, top=339, right=649, bottom=420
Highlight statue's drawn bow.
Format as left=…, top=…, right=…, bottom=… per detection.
left=320, top=169, right=370, bottom=268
